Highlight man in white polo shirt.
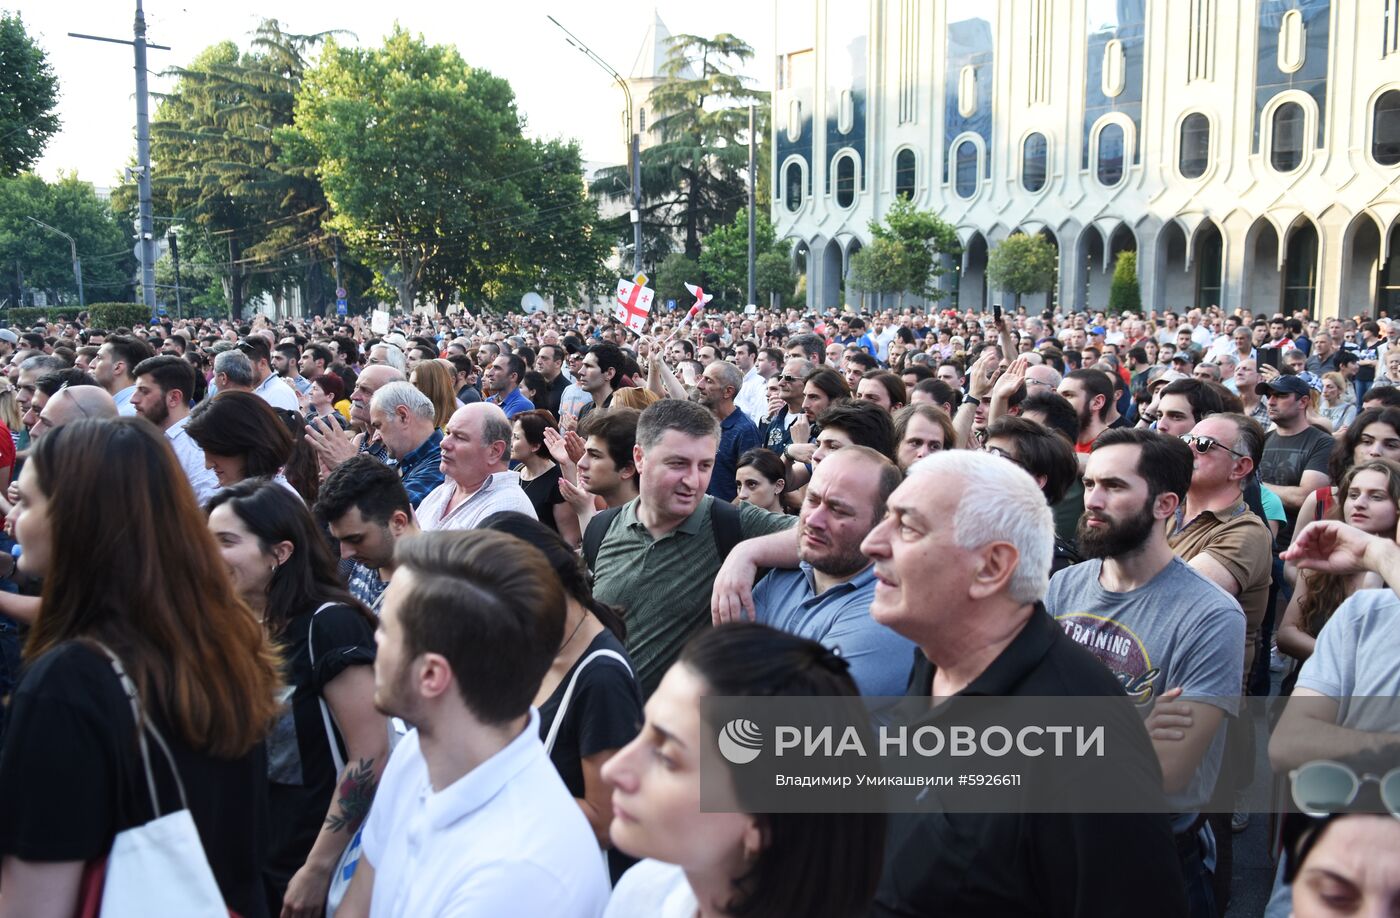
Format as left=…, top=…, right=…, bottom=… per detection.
left=340, top=529, right=608, bottom=917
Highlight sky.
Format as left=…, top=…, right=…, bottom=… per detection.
left=13, top=0, right=775, bottom=188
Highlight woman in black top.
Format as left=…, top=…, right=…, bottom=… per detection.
left=207, top=480, right=387, bottom=918
left=0, top=419, right=283, bottom=918
left=481, top=511, right=643, bottom=882
left=510, top=408, right=582, bottom=548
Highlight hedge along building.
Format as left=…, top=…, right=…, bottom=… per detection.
left=771, top=0, right=1400, bottom=319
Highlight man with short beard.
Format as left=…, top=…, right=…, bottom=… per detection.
left=1045, top=427, right=1243, bottom=918
left=1058, top=369, right=1115, bottom=454
left=750, top=447, right=915, bottom=696
left=130, top=356, right=220, bottom=504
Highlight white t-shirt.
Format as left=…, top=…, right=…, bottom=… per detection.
left=255, top=372, right=301, bottom=412
left=362, top=711, right=609, bottom=918
left=604, top=860, right=697, bottom=918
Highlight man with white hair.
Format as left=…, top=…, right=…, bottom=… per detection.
left=862, top=450, right=1187, bottom=915
left=366, top=342, right=408, bottom=373
left=368, top=381, right=444, bottom=507
left=415, top=402, right=535, bottom=530
left=212, top=349, right=256, bottom=394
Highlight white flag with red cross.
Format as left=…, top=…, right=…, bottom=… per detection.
left=614, top=273, right=655, bottom=333
left=679, top=282, right=712, bottom=327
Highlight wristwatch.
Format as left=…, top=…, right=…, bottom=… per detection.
left=962, top=394, right=981, bottom=406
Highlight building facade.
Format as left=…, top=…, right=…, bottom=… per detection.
left=771, top=0, right=1400, bottom=318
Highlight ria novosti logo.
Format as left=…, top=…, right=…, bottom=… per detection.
left=717, top=718, right=764, bottom=764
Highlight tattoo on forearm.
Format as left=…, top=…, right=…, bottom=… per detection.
left=324, top=757, right=378, bottom=833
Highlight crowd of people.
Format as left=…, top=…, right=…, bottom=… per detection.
left=0, top=301, right=1395, bottom=917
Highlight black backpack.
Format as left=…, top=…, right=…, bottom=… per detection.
left=582, top=498, right=744, bottom=572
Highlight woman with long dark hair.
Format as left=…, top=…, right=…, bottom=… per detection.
left=0, top=418, right=282, bottom=918
left=480, top=511, right=642, bottom=881
left=603, top=623, right=885, bottom=917
left=186, top=390, right=295, bottom=494
left=207, top=479, right=386, bottom=917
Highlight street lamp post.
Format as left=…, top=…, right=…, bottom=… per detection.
left=26, top=217, right=84, bottom=308
left=547, top=16, right=643, bottom=276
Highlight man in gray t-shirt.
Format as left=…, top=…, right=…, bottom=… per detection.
left=1044, top=428, right=1244, bottom=918
left=1047, top=555, right=1245, bottom=821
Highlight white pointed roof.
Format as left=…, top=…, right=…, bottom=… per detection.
left=629, top=11, right=696, bottom=80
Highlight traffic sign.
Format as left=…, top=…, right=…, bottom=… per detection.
left=667, top=298, right=677, bottom=311
left=336, top=298, right=348, bottom=316
left=336, top=287, right=347, bottom=300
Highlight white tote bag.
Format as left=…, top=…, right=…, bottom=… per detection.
left=94, top=643, right=228, bottom=918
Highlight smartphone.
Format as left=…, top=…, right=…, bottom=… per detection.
left=992, top=303, right=1002, bottom=323
left=1258, top=347, right=1281, bottom=371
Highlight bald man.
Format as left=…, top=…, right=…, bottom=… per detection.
left=305, top=364, right=405, bottom=474
left=415, top=403, right=537, bottom=530
left=31, top=386, right=118, bottom=440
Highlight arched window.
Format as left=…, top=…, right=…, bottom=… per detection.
left=1271, top=102, right=1305, bottom=172
left=1021, top=133, right=1047, bottom=192
left=1374, top=90, right=1400, bottom=167
left=954, top=141, right=978, bottom=198
left=1096, top=122, right=1125, bottom=186
left=895, top=149, right=916, bottom=199
left=834, top=154, right=856, bottom=207
left=785, top=162, right=803, bottom=212
left=1179, top=113, right=1210, bottom=179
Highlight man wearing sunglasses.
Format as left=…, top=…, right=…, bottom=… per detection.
left=759, top=358, right=814, bottom=455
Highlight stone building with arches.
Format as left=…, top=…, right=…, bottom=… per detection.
left=771, top=0, right=1400, bottom=319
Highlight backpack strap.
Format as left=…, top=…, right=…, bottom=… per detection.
left=582, top=505, right=625, bottom=571
left=584, top=499, right=742, bottom=569
left=709, top=497, right=744, bottom=562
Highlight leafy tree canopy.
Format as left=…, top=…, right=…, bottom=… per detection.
left=0, top=13, right=60, bottom=176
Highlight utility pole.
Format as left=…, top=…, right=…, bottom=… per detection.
left=26, top=217, right=84, bottom=308
left=747, top=103, right=757, bottom=307
left=71, top=0, right=169, bottom=318
left=167, top=229, right=182, bottom=318
left=547, top=15, right=643, bottom=275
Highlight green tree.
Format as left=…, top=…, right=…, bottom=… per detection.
left=290, top=28, right=606, bottom=311
left=755, top=251, right=795, bottom=306
left=132, top=21, right=339, bottom=318
left=594, top=34, right=767, bottom=263
left=1109, top=250, right=1141, bottom=313
left=848, top=237, right=916, bottom=308
left=696, top=210, right=789, bottom=307
left=986, top=233, right=1058, bottom=309
left=868, top=198, right=962, bottom=303
left=0, top=13, right=60, bottom=176
left=0, top=173, right=135, bottom=307
left=654, top=252, right=701, bottom=307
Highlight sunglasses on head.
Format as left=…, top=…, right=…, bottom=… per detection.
left=1180, top=434, right=1248, bottom=460
left=1291, top=760, right=1400, bottom=818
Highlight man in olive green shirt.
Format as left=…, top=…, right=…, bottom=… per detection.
left=591, top=399, right=794, bottom=695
